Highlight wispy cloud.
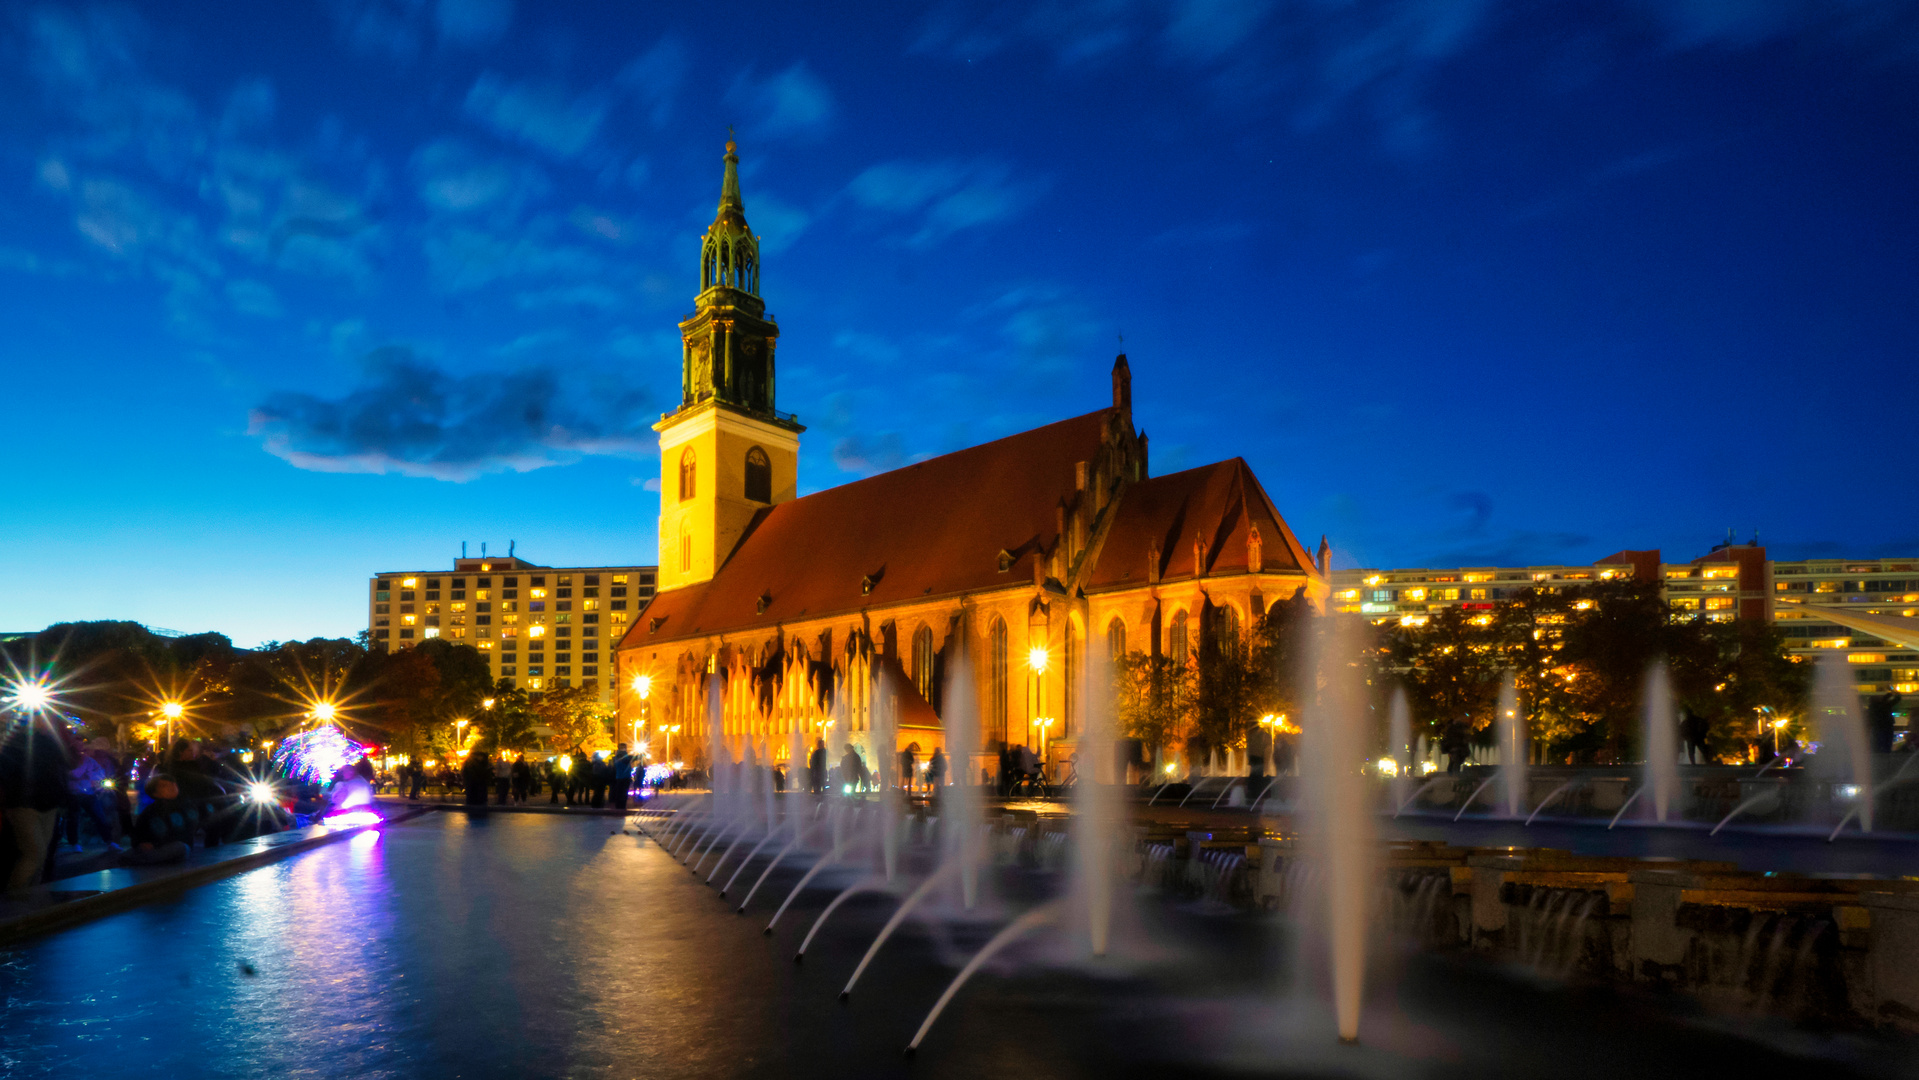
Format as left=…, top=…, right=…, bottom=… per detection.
left=844, top=159, right=1044, bottom=246
left=618, top=37, right=689, bottom=127
left=248, top=346, right=654, bottom=481
left=324, top=0, right=515, bottom=58
left=410, top=138, right=550, bottom=217
left=727, top=63, right=836, bottom=139
left=435, top=0, right=514, bottom=48
left=463, top=73, right=608, bottom=159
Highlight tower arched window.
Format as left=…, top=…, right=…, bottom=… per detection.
left=1107, top=618, right=1126, bottom=661
left=989, top=618, right=1009, bottom=745
left=913, top=625, right=934, bottom=703
left=679, top=448, right=697, bottom=502
left=744, top=447, right=771, bottom=503
left=679, top=522, right=692, bottom=575
left=1169, top=610, right=1189, bottom=668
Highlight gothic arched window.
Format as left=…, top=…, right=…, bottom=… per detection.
left=744, top=447, right=771, bottom=503
left=1107, top=618, right=1126, bottom=661
left=913, top=625, right=935, bottom=703
left=679, top=447, right=697, bottom=502
left=1169, top=610, right=1189, bottom=668
left=679, top=522, right=692, bottom=575
left=989, top=618, right=1009, bottom=745
left=1212, top=603, right=1240, bottom=646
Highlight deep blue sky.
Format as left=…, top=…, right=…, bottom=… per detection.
left=2, top=0, right=1916, bottom=646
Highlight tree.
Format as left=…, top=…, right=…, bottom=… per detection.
left=479, top=683, right=541, bottom=752
left=1112, top=651, right=1189, bottom=767
left=1390, top=607, right=1503, bottom=747
left=1190, top=611, right=1263, bottom=761
left=533, top=682, right=612, bottom=754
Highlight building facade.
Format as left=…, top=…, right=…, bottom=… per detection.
left=368, top=554, right=657, bottom=706
left=1334, top=545, right=1919, bottom=696
left=614, top=143, right=1329, bottom=778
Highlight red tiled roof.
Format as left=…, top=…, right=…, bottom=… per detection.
left=1085, top=458, right=1312, bottom=590
left=625, top=409, right=1113, bottom=643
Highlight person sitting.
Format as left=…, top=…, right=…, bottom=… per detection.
left=317, top=763, right=377, bottom=821
left=123, top=776, right=193, bottom=866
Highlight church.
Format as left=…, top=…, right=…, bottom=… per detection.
left=613, top=142, right=1328, bottom=782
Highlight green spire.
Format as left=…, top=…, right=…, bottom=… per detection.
left=719, top=139, right=743, bottom=217
left=699, top=138, right=759, bottom=298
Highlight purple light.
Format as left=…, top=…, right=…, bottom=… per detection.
left=324, top=810, right=383, bottom=828
left=272, top=725, right=365, bottom=785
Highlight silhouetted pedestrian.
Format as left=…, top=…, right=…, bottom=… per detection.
left=608, top=745, right=633, bottom=811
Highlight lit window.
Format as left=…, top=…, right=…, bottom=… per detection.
left=527, top=678, right=543, bottom=690
left=611, top=612, right=628, bottom=623
left=1850, top=654, right=1887, bottom=664
left=452, top=602, right=466, bottom=612
left=559, top=576, right=572, bottom=586
left=613, top=575, right=628, bottom=584
left=479, top=641, right=494, bottom=650
left=402, top=577, right=418, bottom=587
left=451, top=629, right=466, bottom=639
left=531, top=588, right=547, bottom=599
left=476, top=590, right=491, bottom=600
left=424, top=627, right=440, bottom=638
left=584, top=599, right=599, bottom=611
left=403, top=615, right=417, bottom=626
left=529, top=625, right=546, bottom=638
left=1704, top=597, right=1734, bottom=610
left=1403, top=588, right=1427, bottom=602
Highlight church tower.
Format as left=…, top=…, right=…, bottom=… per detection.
left=655, top=140, right=804, bottom=592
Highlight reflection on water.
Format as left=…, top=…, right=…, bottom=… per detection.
left=1, top=813, right=1912, bottom=1079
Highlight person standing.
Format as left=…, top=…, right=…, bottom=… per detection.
left=588, top=752, right=610, bottom=808
left=462, top=751, right=490, bottom=806
left=927, top=746, right=947, bottom=793
left=406, top=758, right=425, bottom=800
left=547, top=757, right=564, bottom=805
left=608, top=744, right=633, bottom=811
left=898, top=744, right=918, bottom=794
left=493, top=753, right=512, bottom=805
left=808, top=738, right=827, bottom=795
left=64, top=741, right=119, bottom=852
left=2, top=713, right=74, bottom=893
left=510, top=755, right=531, bottom=804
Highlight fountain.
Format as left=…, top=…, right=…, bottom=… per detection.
left=1497, top=674, right=1526, bottom=818
left=1811, top=650, right=1874, bottom=833
left=939, top=637, right=986, bottom=910
left=1070, top=634, right=1122, bottom=957
left=871, top=666, right=903, bottom=882
left=1643, top=663, right=1679, bottom=823
left=1388, top=688, right=1412, bottom=812
left=1301, top=615, right=1374, bottom=1043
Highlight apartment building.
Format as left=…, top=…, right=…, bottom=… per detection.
left=1334, top=544, right=1919, bottom=696
left=368, top=554, right=656, bottom=705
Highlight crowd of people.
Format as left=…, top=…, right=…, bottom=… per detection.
left=0, top=714, right=313, bottom=895
left=393, top=744, right=638, bottom=811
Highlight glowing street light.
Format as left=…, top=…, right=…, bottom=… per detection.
left=630, top=675, right=653, bottom=698
left=1027, top=646, right=1049, bottom=672
left=7, top=679, right=53, bottom=713
left=160, top=701, right=184, bottom=721
left=311, top=701, right=338, bottom=723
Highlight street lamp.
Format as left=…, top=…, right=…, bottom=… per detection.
left=631, top=675, right=653, bottom=756
left=664, top=723, right=680, bottom=765
left=1027, top=645, right=1049, bottom=757
left=311, top=701, right=337, bottom=724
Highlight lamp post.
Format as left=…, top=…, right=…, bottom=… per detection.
left=157, top=700, right=185, bottom=757
left=1027, top=645, right=1049, bottom=755
left=664, top=723, right=681, bottom=766
left=631, top=675, right=653, bottom=756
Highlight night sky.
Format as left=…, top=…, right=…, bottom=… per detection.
left=3, top=1, right=1915, bottom=646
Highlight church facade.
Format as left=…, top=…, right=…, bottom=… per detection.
left=613, top=143, right=1328, bottom=780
